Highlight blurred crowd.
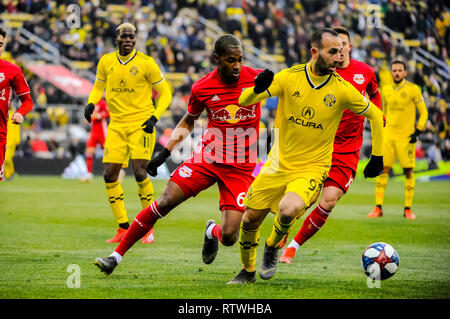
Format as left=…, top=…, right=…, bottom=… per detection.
left=1, top=0, right=449, bottom=166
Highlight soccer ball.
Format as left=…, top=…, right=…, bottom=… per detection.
left=361, top=242, right=399, bottom=280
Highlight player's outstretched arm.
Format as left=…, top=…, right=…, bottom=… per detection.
left=361, top=105, right=385, bottom=178
left=239, top=69, right=274, bottom=106
left=146, top=112, right=199, bottom=177
left=12, top=93, right=33, bottom=124
left=85, top=79, right=105, bottom=122
left=409, top=94, right=428, bottom=143
left=142, top=80, right=172, bottom=133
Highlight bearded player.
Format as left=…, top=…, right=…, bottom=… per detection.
left=280, top=26, right=383, bottom=264
left=94, top=34, right=263, bottom=275
left=0, top=27, right=33, bottom=181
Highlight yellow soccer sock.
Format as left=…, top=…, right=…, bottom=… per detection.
left=375, top=172, right=389, bottom=206
left=239, top=222, right=260, bottom=273
left=404, top=173, right=415, bottom=208
left=266, top=214, right=296, bottom=248
left=137, top=177, right=154, bottom=209
left=4, top=144, right=17, bottom=179
left=105, top=181, right=128, bottom=224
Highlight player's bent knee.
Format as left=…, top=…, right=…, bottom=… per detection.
left=320, top=197, right=338, bottom=211
left=221, top=232, right=239, bottom=246
left=279, top=202, right=303, bottom=224
left=133, top=169, right=147, bottom=182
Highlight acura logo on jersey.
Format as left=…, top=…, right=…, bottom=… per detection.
left=353, top=74, right=365, bottom=85
left=288, top=116, right=323, bottom=129
left=118, top=78, right=127, bottom=87
left=301, top=106, right=315, bottom=119
left=112, top=78, right=136, bottom=93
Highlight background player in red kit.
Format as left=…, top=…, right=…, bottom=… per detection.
left=80, top=99, right=109, bottom=182
left=280, top=26, right=383, bottom=263
left=0, top=27, right=33, bottom=181
left=94, top=34, right=263, bottom=275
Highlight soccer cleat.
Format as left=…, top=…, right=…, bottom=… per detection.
left=404, top=208, right=416, bottom=220
left=79, top=172, right=93, bottom=183
left=227, top=269, right=256, bottom=285
left=202, top=220, right=219, bottom=264
left=142, top=228, right=155, bottom=244
left=93, top=256, right=118, bottom=275
left=279, top=247, right=296, bottom=264
left=368, top=206, right=383, bottom=218
left=259, top=243, right=279, bottom=280
left=106, top=227, right=127, bottom=243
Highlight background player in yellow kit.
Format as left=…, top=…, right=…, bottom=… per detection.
left=85, top=23, right=172, bottom=243
left=368, top=59, right=428, bottom=220
left=4, top=109, right=21, bottom=180
left=228, top=28, right=385, bottom=284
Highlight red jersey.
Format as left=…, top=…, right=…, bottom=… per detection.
left=334, top=59, right=382, bottom=153
left=187, top=66, right=262, bottom=171
left=0, top=60, right=31, bottom=142
left=90, top=99, right=109, bottom=136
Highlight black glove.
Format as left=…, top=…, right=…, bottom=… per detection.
left=409, top=128, right=422, bottom=143
left=142, top=115, right=158, bottom=133
left=254, top=69, right=274, bottom=94
left=266, top=128, right=273, bottom=155
left=364, top=155, right=384, bottom=178
left=146, top=147, right=171, bottom=177
left=84, top=103, right=95, bottom=123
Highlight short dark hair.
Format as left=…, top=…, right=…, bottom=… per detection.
left=214, top=34, right=241, bottom=56
left=332, top=26, right=350, bottom=41
left=391, top=59, right=407, bottom=70
left=310, top=28, right=339, bottom=49
left=0, top=27, right=6, bottom=38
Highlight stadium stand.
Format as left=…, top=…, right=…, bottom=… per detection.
left=0, top=0, right=448, bottom=175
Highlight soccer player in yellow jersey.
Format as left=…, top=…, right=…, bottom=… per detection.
left=85, top=23, right=172, bottom=243
left=368, top=60, right=428, bottom=220
left=228, top=28, right=385, bottom=284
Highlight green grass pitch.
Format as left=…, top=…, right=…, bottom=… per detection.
left=0, top=175, right=449, bottom=299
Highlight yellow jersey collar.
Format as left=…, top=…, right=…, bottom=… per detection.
left=117, top=49, right=137, bottom=65
left=393, top=79, right=407, bottom=91
left=305, top=62, right=332, bottom=90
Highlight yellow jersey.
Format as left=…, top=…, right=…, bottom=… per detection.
left=381, top=79, right=428, bottom=140
left=251, top=63, right=376, bottom=171
left=94, top=49, right=165, bottom=124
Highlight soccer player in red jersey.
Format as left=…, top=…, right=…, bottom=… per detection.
left=280, top=26, right=383, bottom=264
left=0, top=27, right=33, bottom=181
left=94, top=34, right=263, bottom=275
left=80, top=99, right=109, bottom=182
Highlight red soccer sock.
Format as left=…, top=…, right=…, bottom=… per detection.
left=115, top=201, right=162, bottom=256
left=293, top=204, right=331, bottom=247
left=85, top=154, right=93, bottom=173
left=211, top=224, right=223, bottom=244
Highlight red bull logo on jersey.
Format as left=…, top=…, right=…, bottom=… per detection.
left=353, top=74, right=365, bottom=85
left=211, top=104, right=256, bottom=123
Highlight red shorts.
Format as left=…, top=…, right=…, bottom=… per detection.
left=86, top=130, right=106, bottom=149
left=170, top=161, right=255, bottom=213
left=324, top=151, right=359, bottom=193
